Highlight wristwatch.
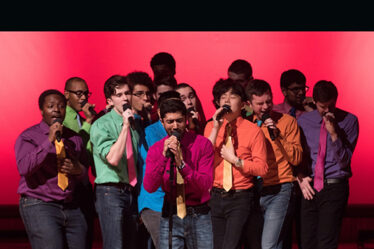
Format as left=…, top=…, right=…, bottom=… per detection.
left=234, top=157, right=243, bottom=167
left=177, top=160, right=186, bottom=170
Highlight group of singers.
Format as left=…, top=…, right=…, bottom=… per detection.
left=14, top=52, right=359, bottom=249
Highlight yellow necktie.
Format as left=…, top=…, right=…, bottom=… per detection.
left=223, top=124, right=233, bottom=192
left=176, top=147, right=186, bottom=219
left=55, top=139, right=68, bottom=191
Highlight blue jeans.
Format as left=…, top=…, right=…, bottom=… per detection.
left=260, top=182, right=293, bottom=249
left=159, top=212, right=213, bottom=249
left=141, top=208, right=161, bottom=249
left=19, top=196, right=87, bottom=249
left=95, top=184, right=137, bottom=249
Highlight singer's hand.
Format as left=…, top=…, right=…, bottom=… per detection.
left=163, top=135, right=180, bottom=158
left=82, top=102, right=96, bottom=123
left=49, top=122, right=63, bottom=142
left=323, top=112, right=338, bottom=140
left=297, top=176, right=315, bottom=200
left=263, top=117, right=280, bottom=139
left=220, top=143, right=236, bottom=164
left=59, top=158, right=83, bottom=175
left=212, top=107, right=224, bottom=129
left=122, top=107, right=134, bottom=128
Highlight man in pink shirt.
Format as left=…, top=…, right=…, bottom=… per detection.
left=143, top=98, right=214, bottom=249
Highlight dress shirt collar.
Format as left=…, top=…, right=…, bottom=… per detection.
left=109, top=108, right=124, bottom=126
left=39, top=120, right=50, bottom=135
left=66, top=105, right=78, bottom=119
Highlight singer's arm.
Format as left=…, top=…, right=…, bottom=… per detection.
left=15, top=133, right=56, bottom=177
left=273, top=116, right=303, bottom=166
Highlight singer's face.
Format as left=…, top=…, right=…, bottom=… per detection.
left=64, top=80, right=89, bottom=112
left=282, top=82, right=307, bottom=107
left=161, top=112, right=187, bottom=137
left=315, top=98, right=336, bottom=117
left=176, top=86, right=196, bottom=109
left=107, top=84, right=132, bottom=115
left=41, top=94, right=66, bottom=126
left=218, top=89, right=244, bottom=118
left=131, top=84, right=152, bottom=114
left=248, top=92, right=273, bottom=120
left=155, top=84, right=174, bottom=100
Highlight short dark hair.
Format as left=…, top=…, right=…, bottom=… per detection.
left=154, top=75, right=178, bottom=89
left=228, top=59, right=253, bottom=80
left=175, top=82, right=195, bottom=93
left=313, top=80, right=338, bottom=103
left=38, top=89, right=66, bottom=110
left=245, top=79, right=273, bottom=101
left=104, top=75, right=127, bottom=99
left=64, top=77, right=86, bottom=90
left=126, top=71, right=155, bottom=94
left=150, top=52, right=176, bottom=74
left=212, top=78, right=246, bottom=108
left=158, top=90, right=181, bottom=106
left=159, top=98, right=187, bottom=119
left=280, top=69, right=306, bottom=89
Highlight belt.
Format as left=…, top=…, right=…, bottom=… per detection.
left=162, top=202, right=210, bottom=217
left=211, top=187, right=253, bottom=197
left=96, top=182, right=134, bottom=192
left=324, top=178, right=348, bottom=185
left=311, top=178, right=348, bottom=186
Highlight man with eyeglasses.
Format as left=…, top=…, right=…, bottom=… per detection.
left=63, top=76, right=96, bottom=249
left=273, top=69, right=316, bottom=249
left=126, top=71, right=156, bottom=249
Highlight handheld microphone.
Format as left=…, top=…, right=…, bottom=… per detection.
left=81, top=99, right=97, bottom=116
left=187, top=107, right=200, bottom=127
left=166, top=130, right=181, bottom=159
left=215, top=104, right=232, bottom=121
left=261, top=112, right=276, bottom=141
left=123, top=103, right=135, bottom=130
left=53, top=118, right=63, bottom=142
left=144, top=103, right=153, bottom=112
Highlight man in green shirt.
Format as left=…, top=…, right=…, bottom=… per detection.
left=90, top=74, right=139, bottom=249
left=63, top=77, right=96, bottom=249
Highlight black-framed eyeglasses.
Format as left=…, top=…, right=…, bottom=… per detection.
left=66, top=90, right=92, bottom=98
left=132, top=91, right=152, bottom=98
left=287, top=86, right=309, bottom=94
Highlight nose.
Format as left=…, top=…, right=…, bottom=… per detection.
left=172, top=121, right=178, bottom=129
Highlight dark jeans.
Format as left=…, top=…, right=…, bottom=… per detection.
left=210, top=188, right=254, bottom=249
left=282, top=182, right=302, bottom=249
left=19, top=196, right=87, bottom=249
left=95, top=184, right=138, bottom=249
left=300, top=181, right=349, bottom=249
left=74, top=180, right=95, bottom=249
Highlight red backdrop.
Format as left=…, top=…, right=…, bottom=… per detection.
left=0, top=31, right=372, bottom=204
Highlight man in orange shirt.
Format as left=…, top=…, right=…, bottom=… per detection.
left=204, top=78, right=268, bottom=249
left=246, top=79, right=303, bottom=249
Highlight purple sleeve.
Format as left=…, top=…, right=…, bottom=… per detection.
left=143, top=141, right=169, bottom=193
left=15, top=133, right=55, bottom=177
left=331, top=115, right=359, bottom=169
left=179, top=137, right=214, bottom=193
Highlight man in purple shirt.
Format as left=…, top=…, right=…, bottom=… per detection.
left=297, top=81, right=359, bottom=249
left=144, top=98, right=214, bottom=249
left=15, top=89, right=89, bottom=249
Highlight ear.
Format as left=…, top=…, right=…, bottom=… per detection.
left=106, top=98, right=113, bottom=106
left=247, top=100, right=253, bottom=108
left=281, top=87, right=288, bottom=97
left=157, top=109, right=161, bottom=119
left=64, top=91, right=70, bottom=100
left=215, top=100, right=220, bottom=108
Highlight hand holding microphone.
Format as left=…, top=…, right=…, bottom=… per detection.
left=261, top=112, right=278, bottom=141
left=164, top=130, right=182, bottom=160
left=122, top=103, right=135, bottom=130
left=81, top=99, right=97, bottom=117
left=215, top=104, right=232, bottom=122
left=50, top=118, right=63, bottom=142
left=187, top=107, right=200, bottom=129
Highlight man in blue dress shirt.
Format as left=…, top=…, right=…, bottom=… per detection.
left=297, top=80, right=359, bottom=249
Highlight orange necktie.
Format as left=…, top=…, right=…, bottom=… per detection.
left=223, top=124, right=233, bottom=191
left=55, top=139, right=68, bottom=191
